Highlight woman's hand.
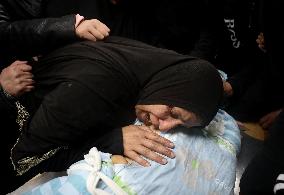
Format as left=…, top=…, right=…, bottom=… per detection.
left=75, top=19, right=110, bottom=42
left=0, top=60, right=34, bottom=97
left=122, top=125, right=175, bottom=167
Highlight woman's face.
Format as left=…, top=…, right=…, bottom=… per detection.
left=135, top=104, right=201, bottom=131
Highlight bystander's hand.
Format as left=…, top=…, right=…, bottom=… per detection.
left=75, top=19, right=110, bottom=42
left=256, top=32, right=266, bottom=53
left=122, top=125, right=175, bottom=167
left=0, top=60, right=34, bottom=97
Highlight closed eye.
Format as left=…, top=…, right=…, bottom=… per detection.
left=170, top=110, right=181, bottom=120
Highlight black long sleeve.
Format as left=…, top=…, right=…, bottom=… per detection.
left=0, top=14, right=77, bottom=57
left=0, top=86, right=17, bottom=119
left=91, top=127, right=124, bottom=155
left=0, top=2, right=77, bottom=65
left=226, top=66, right=257, bottom=97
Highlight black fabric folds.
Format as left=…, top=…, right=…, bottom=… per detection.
left=11, top=37, right=223, bottom=174
left=138, top=59, right=223, bottom=126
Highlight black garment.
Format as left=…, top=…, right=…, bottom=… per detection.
left=123, top=0, right=224, bottom=63
left=239, top=2, right=284, bottom=193
left=215, top=0, right=267, bottom=105
left=44, top=0, right=145, bottom=42
left=0, top=0, right=78, bottom=67
left=225, top=78, right=282, bottom=122
left=0, top=1, right=78, bottom=190
left=214, top=0, right=268, bottom=121
left=0, top=86, right=23, bottom=194
left=0, top=0, right=222, bottom=114
left=220, top=0, right=284, bottom=122
left=215, top=0, right=265, bottom=77
left=11, top=37, right=223, bottom=177
left=240, top=109, right=284, bottom=195
left=138, top=61, right=222, bottom=126
left=0, top=0, right=221, bottom=116
left=0, top=0, right=222, bottom=79
left=143, top=0, right=222, bottom=62
left=45, top=0, right=222, bottom=62
left=262, top=0, right=284, bottom=96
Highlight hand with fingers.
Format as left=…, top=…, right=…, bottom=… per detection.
left=0, top=60, right=35, bottom=97
left=75, top=19, right=110, bottom=42
left=122, top=125, right=175, bottom=167
left=256, top=32, right=266, bottom=53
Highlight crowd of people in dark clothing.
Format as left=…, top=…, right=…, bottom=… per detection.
left=0, top=0, right=283, bottom=194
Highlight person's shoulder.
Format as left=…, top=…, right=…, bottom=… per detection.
left=4, top=0, right=43, bottom=18
left=104, top=36, right=156, bottom=48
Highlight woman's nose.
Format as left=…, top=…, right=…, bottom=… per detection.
left=158, top=119, right=182, bottom=131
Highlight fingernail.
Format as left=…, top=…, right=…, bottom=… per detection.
left=162, top=158, right=168, bottom=164
left=169, top=142, right=175, bottom=148
left=170, top=152, right=176, bottom=158
left=145, top=162, right=151, bottom=167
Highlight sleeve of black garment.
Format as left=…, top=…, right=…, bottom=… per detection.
left=226, top=66, right=256, bottom=98
left=0, top=3, right=77, bottom=58
left=90, top=128, right=124, bottom=155
left=28, top=128, right=125, bottom=173
left=11, top=127, right=125, bottom=174
left=0, top=88, right=17, bottom=120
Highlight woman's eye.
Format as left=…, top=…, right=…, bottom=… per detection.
left=171, top=112, right=180, bottom=119
left=142, top=113, right=148, bottom=120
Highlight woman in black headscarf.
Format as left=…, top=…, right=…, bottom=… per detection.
left=11, top=36, right=223, bottom=178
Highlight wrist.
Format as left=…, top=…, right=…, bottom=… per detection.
left=75, top=14, right=85, bottom=28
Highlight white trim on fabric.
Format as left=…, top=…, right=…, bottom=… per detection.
left=274, top=183, right=284, bottom=194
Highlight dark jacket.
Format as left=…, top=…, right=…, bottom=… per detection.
left=0, top=0, right=79, bottom=125
left=151, top=0, right=222, bottom=62
left=0, top=0, right=77, bottom=68
left=122, top=0, right=222, bottom=62
left=0, top=0, right=223, bottom=119
left=215, top=0, right=267, bottom=97
left=44, top=0, right=222, bottom=62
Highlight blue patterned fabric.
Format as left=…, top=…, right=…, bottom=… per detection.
left=23, top=109, right=240, bottom=195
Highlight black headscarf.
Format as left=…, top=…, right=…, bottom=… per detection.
left=138, top=59, right=223, bottom=126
